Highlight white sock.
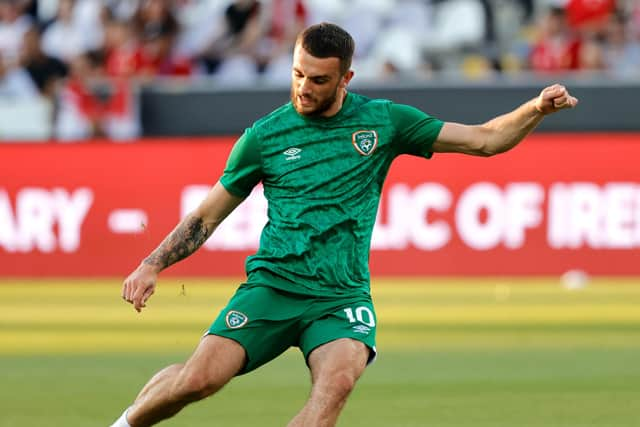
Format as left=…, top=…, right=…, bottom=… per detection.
left=109, top=407, right=132, bottom=427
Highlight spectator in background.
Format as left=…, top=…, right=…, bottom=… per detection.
left=19, top=0, right=35, bottom=20
left=630, top=1, right=640, bottom=39
left=264, top=0, right=308, bottom=58
left=515, top=0, right=535, bottom=23
left=363, top=0, right=434, bottom=81
left=132, top=0, right=178, bottom=44
left=577, top=33, right=605, bottom=72
left=0, top=50, right=38, bottom=97
left=171, top=0, right=227, bottom=70
left=138, top=20, right=192, bottom=78
left=56, top=50, right=139, bottom=141
left=0, top=0, right=33, bottom=66
left=565, top=0, right=615, bottom=33
left=41, top=0, right=91, bottom=63
left=105, top=0, right=141, bottom=22
left=326, top=0, right=396, bottom=61
left=104, top=14, right=142, bottom=78
left=602, top=11, right=640, bottom=77
left=72, top=0, right=106, bottom=53
left=132, top=0, right=191, bottom=78
left=529, top=6, right=581, bottom=73
left=196, top=0, right=263, bottom=77
left=19, top=26, right=67, bottom=98
left=256, top=0, right=307, bottom=80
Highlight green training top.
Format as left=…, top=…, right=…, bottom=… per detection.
left=220, top=92, right=444, bottom=297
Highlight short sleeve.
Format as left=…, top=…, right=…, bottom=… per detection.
left=220, top=128, right=264, bottom=198
left=391, top=103, right=444, bottom=158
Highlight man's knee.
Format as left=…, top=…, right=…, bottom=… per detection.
left=315, top=369, right=359, bottom=402
left=169, top=335, right=245, bottom=402
left=331, top=371, right=358, bottom=399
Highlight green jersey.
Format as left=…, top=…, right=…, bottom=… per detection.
left=220, top=92, right=443, bottom=297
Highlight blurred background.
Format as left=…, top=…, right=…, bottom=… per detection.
left=1, top=1, right=639, bottom=426
left=0, top=0, right=639, bottom=139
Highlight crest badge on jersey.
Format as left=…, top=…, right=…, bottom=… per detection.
left=225, top=310, right=248, bottom=329
left=352, top=130, right=378, bottom=156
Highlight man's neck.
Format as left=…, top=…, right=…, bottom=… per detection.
left=320, top=89, right=348, bottom=118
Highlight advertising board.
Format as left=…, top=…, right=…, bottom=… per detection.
left=1, top=134, right=638, bottom=276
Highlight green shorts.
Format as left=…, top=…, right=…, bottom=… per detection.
left=207, top=284, right=377, bottom=375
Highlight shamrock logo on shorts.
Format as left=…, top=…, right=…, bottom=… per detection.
left=225, top=310, right=249, bottom=329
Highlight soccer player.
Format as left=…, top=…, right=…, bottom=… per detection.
left=111, top=22, right=578, bottom=427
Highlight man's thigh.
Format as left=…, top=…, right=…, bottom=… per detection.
left=207, top=284, right=310, bottom=374
left=299, top=297, right=377, bottom=366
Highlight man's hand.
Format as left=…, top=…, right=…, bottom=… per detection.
left=122, top=264, right=159, bottom=313
left=534, top=84, right=579, bottom=115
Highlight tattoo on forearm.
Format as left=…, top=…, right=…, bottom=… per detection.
left=143, top=216, right=213, bottom=270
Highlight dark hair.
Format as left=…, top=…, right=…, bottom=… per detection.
left=297, top=22, right=355, bottom=75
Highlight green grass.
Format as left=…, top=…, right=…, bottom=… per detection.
left=1, top=278, right=639, bottom=426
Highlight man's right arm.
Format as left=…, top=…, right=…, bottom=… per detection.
left=122, top=182, right=244, bottom=312
left=123, top=128, right=263, bottom=312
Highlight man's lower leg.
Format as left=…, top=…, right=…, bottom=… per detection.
left=287, top=385, right=351, bottom=427
left=109, top=335, right=246, bottom=427
left=109, top=363, right=200, bottom=427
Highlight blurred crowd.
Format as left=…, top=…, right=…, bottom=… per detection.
left=1, top=0, right=639, bottom=140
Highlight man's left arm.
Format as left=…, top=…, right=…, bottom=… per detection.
left=432, top=84, right=578, bottom=156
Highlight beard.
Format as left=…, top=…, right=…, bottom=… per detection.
left=291, top=84, right=340, bottom=117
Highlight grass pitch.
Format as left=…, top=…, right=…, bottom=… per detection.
left=1, top=277, right=639, bottom=426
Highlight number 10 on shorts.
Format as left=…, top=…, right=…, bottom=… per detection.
left=343, top=307, right=376, bottom=327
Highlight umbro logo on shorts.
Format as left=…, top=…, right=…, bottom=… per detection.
left=226, top=310, right=249, bottom=329
left=352, top=325, right=371, bottom=335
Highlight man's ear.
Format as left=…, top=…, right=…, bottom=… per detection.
left=341, top=70, right=355, bottom=88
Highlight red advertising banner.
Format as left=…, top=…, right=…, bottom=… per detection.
left=1, top=134, right=639, bottom=277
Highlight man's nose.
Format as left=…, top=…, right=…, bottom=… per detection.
left=298, top=78, right=311, bottom=94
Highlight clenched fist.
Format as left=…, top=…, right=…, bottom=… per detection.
left=535, top=84, right=579, bottom=115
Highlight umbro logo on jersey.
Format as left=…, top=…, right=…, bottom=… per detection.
left=283, top=147, right=301, bottom=161
left=352, top=130, right=378, bottom=156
